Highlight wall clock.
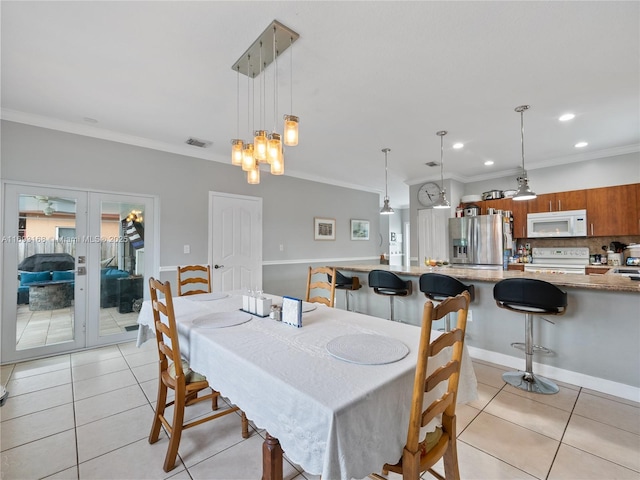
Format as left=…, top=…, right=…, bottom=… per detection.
left=417, top=182, right=442, bottom=207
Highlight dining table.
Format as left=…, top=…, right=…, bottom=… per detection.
left=136, top=290, right=478, bottom=480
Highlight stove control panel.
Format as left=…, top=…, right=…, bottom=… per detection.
left=532, top=247, right=590, bottom=259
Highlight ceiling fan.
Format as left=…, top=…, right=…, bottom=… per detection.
left=29, top=195, right=75, bottom=216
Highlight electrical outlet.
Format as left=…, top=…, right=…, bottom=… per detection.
left=279, top=244, right=284, bottom=251
left=183, top=245, right=190, bottom=254
left=467, top=309, right=473, bottom=322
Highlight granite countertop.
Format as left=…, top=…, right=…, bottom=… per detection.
left=331, top=264, right=640, bottom=293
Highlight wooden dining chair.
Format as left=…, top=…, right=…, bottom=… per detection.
left=305, top=266, right=337, bottom=307
left=148, top=277, right=249, bottom=472
left=176, top=264, right=211, bottom=296
left=372, top=290, right=470, bottom=480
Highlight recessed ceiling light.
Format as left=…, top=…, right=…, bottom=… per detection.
left=559, top=113, right=575, bottom=122
left=484, top=160, right=494, bottom=166
left=452, top=143, right=464, bottom=149
left=575, top=141, right=588, bottom=148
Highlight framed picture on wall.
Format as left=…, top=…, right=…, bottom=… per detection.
left=314, top=217, right=336, bottom=240
left=350, top=219, right=370, bottom=241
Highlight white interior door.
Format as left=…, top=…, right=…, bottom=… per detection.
left=209, top=192, right=262, bottom=292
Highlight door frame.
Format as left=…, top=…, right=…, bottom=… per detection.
left=208, top=191, right=262, bottom=291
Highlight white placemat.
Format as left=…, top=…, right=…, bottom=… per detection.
left=189, top=292, right=229, bottom=301
left=192, top=311, right=252, bottom=328
left=325, top=334, right=409, bottom=365
left=302, top=302, right=317, bottom=313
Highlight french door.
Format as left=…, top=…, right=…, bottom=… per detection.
left=1, top=183, right=156, bottom=363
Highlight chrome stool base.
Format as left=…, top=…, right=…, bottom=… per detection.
left=502, top=371, right=559, bottom=395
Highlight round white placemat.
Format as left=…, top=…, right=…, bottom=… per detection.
left=189, top=292, right=229, bottom=301
left=192, top=311, right=252, bottom=328
left=302, top=302, right=317, bottom=313
left=325, top=334, right=409, bottom=365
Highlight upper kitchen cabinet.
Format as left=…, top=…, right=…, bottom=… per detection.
left=511, top=200, right=528, bottom=238
left=527, top=190, right=586, bottom=213
left=586, top=184, right=639, bottom=236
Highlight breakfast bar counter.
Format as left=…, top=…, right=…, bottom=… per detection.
left=329, top=263, right=640, bottom=399
left=332, top=264, right=640, bottom=293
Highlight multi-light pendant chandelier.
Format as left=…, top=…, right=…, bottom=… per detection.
left=231, top=20, right=300, bottom=185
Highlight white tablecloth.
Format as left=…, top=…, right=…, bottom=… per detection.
left=137, top=293, right=477, bottom=480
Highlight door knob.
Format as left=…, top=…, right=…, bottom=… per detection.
left=214, top=264, right=224, bottom=269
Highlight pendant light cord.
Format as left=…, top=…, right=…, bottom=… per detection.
left=236, top=66, right=240, bottom=138
left=520, top=109, right=525, bottom=173
left=440, top=135, right=444, bottom=191
left=290, top=36, right=293, bottom=113
left=273, top=26, right=277, bottom=133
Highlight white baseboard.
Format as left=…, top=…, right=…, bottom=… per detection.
left=468, top=346, right=640, bottom=403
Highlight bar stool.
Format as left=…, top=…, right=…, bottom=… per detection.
left=368, top=270, right=412, bottom=322
left=329, top=270, right=361, bottom=311
left=419, top=273, right=475, bottom=331
left=493, top=278, right=567, bottom=394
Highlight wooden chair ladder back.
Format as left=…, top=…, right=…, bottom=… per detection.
left=305, top=266, right=337, bottom=307
left=380, top=291, right=470, bottom=480
left=147, top=277, right=249, bottom=472
left=177, top=264, right=212, bottom=296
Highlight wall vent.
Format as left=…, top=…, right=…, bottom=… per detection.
left=425, top=161, right=440, bottom=167
left=185, top=137, right=211, bottom=148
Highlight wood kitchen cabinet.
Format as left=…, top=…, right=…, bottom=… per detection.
left=587, top=184, right=639, bottom=236
left=511, top=200, right=528, bottom=238
left=527, top=190, right=586, bottom=213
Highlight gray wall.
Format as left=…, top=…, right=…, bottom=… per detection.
left=1, top=121, right=381, bottom=295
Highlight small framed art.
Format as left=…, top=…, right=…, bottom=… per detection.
left=350, top=219, right=370, bottom=241
left=314, top=217, right=336, bottom=240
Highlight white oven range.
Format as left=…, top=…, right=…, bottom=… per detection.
left=524, top=247, right=590, bottom=275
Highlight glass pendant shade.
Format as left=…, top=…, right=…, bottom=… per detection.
left=283, top=115, right=299, bottom=146
left=242, top=143, right=255, bottom=171
left=270, top=153, right=285, bottom=175
left=247, top=163, right=260, bottom=184
left=254, top=130, right=268, bottom=162
left=231, top=139, right=244, bottom=166
left=267, top=133, right=282, bottom=165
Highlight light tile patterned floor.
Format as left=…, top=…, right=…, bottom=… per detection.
left=1, top=342, right=639, bottom=480
left=15, top=305, right=138, bottom=350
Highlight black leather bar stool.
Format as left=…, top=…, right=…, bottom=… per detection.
left=368, top=270, right=412, bottom=322
left=494, top=278, right=567, bottom=394
left=419, top=273, right=475, bottom=331
left=328, top=270, right=361, bottom=311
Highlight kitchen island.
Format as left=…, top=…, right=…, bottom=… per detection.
left=330, top=264, right=640, bottom=400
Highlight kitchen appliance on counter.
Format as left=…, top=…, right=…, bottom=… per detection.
left=527, top=209, right=587, bottom=238
left=449, top=214, right=508, bottom=267
left=525, top=247, right=590, bottom=274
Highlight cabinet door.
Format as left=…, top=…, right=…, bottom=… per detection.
left=587, top=184, right=638, bottom=236
left=556, top=189, right=586, bottom=211
left=527, top=193, right=555, bottom=213
left=511, top=200, right=528, bottom=238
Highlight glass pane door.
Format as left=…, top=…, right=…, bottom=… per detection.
left=2, top=184, right=87, bottom=362
left=86, top=192, right=155, bottom=347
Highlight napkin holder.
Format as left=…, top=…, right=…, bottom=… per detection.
left=282, top=296, right=302, bottom=328
left=242, top=294, right=251, bottom=313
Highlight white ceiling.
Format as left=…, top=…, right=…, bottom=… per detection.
left=2, top=1, right=639, bottom=208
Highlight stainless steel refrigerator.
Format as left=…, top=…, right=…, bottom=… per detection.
left=449, top=215, right=505, bottom=266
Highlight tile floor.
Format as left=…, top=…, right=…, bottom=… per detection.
left=15, top=305, right=139, bottom=350
left=1, top=341, right=639, bottom=480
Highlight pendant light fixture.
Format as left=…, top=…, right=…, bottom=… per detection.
left=380, top=148, right=395, bottom=215
left=433, top=130, right=451, bottom=209
left=513, top=105, right=537, bottom=201
left=230, top=21, right=299, bottom=184
left=231, top=66, right=244, bottom=166
left=283, top=36, right=299, bottom=146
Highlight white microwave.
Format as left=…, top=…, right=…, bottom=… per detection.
left=527, top=209, right=588, bottom=238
